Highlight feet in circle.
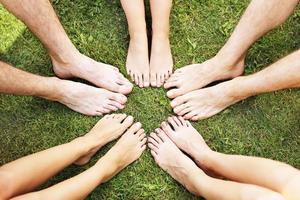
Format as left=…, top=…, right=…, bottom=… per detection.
left=148, top=128, right=203, bottom=196
left=57, top=80, right=127, bottom=116
left=125, top=34, right=150, bottom=88
left=74, top=114, right=134, bottom=165
left=99, top=122, right=147, bottom=182
left=150, top=35, right=173, bottom=87
left=164, top=56, right=244, bottom=99
left=52, top=52, right=133, bottom=94
left=170, top=82, right=243, bottom=121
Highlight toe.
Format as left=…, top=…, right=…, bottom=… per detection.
left=143, top=73, right=150, bottom=87
left=164, top=80, right=179, bottom=89
left=172, top=116, right=182, bottom=126
left=173, top=103, right=189, bottom=114
left=167, top=88, right=185, bottom=99
left=167, top=117, right=178, bottom=129
left=178, top=106, right=193, bottom=116
left=155, top=128, right=169, bottom=142
left=126, top=122, right=142, bottom=135
left=138, top=74, right=144, bottom=88
left=109, top=100, right=125, bottom=110
left=178, top=116, right=188, bottom=126
left=148, top=143, right=159, bottom=153
left=150, top=132, right=163, bottom=144
left=113, top=113, right=127, bottom=121
left=184, top=110, right=199, bottom=120
left=161, top=121, right=174, bottom=134
left=104, top=104, right=118, bottom=112
left=150, top=150, right=158, bottom=160
left=150, top=73, right=157, bottom=87
left=140, top=138, right=147, bottom=146
left=171, top=95, right=188, bottom=108
left=109, top=93, right=127, bottom=104
left=122, top=115, right=134, bottom=127
left=148, top=137, right=159, bottom=147
left=156, top=74, right=161, bottom=88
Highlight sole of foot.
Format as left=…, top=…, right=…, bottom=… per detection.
left=148, top=128, right=204, bottom=196
left=125, top=34, right=150, bottom=88
left=74, top=114, right=134, bottom=165
left=57, top=79, right=127, bottom=116
left=52, top=52, right=133, bottom=94
left=98, top=122, right=147, bottom=182
left=170, top=80, right=244, bottom=121
left=150, top=35, right=173, bottom=87
left=164, top=56, right=244, bottom=99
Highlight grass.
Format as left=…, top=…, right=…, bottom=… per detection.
left=0, top=0, right=300, bottom=199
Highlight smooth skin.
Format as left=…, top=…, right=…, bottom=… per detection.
left=0, top=0, right=133, bottom=115
left=165, top=0, right=300, bottom=120
left=148, top=116, right=300, bottom=200
left=0, top=114, right=147, bottom=200
left=121, top=0, right=173, bottom=88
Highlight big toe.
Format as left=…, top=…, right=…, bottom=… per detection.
left=150, top=73, right=157, bottom=87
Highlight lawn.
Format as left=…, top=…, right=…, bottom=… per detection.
left=0, top=0, right=300, bottom=199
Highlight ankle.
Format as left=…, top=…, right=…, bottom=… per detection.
left=50, top=48, right=80, bottom=67
left=220, top=76, right=252, bottom=101
left=70, top=136, right=98, bottom=157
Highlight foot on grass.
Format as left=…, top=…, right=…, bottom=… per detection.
left=125, top=34, right=150, bottom=88
left=164, top=56, right=244, bottom=98
left=170, top=80, right=245, bottom=121
left=74, top=114, right=134, bottom=165
left=56, top=80, right=127, bottom=116
left=52, top=52, right=133, bottom=94
left=98, top=122, right=147, bottom=182
left=148, top=128, right=204, bottom=196
left=150, top=35, right=173, bottom=87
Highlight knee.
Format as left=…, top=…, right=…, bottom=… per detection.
left=0, top=170, right=15, bottom=200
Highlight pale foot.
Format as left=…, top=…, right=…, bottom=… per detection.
left=55, top=79, right=127, bottom=116
left=150, top=35, right=173, bottom=87
left=165, top=56, right=244, bottom=98
left=98, top=122, right=147, bottom=182
left=170, top=80, right=246, bottom=121
left=148, top=129, right=204, bottom=196
left=125, top=34, right=150, bottom=88
left=74, top=114, right=134, bottom=165
left=52, top=52, right=133, bottom=94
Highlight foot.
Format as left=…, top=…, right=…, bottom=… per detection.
left=125, top=34, right=150, bottom=88
left=170, top=80, right=246, bottom=121
left=74, top=114, right=134, bottom=165
left=52, top=52, right=133, bottom=94
left=164, top=56, right=244, bottom=98
left=98, top=122, right=147, bottom=182
left=55, top=79, right=127, bottom=116
left=150, top=35, right=173, bottom=87
left=148, top=129, right=204, bottom=196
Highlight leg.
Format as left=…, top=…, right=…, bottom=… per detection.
left=12, top=121, right=147, bottom=200
left=149, top=0, right=173, bottom=87
left=165, top=0, right=300, bottom=98
left=148, top=129, right=284, bottom=200
left=0, top=114, right=133, bottom=199
left=160, top=116, right=300, bottom=200
left=171, top=49, right=300, bottom=121
left=0, top=0, right=133, bottom=94
left=120, top=0, right=150, bottom=88
left=0, top=61, right=127, bottom=116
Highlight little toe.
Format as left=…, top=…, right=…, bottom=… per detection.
left=161, top=121, right=174, bottom=134
left=148, top=137, right=159, bottom=147
left=178, top=116, right=188, bottom=126
left=148, top=143, right=159, bottom=153
left=150, top=150, right=158, bottom=159
left=172, top=116, right=182, bottom=126
left=167, top=117, right=179, bottom=129
left=155, top=128, right=169, bottom=143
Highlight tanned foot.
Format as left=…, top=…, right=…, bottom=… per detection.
left=150, top=35, right=173, bottom=87
left=98, top=122, right=147, bottom=182
left=74, top=114, right=134, bottom=165
left=148, top=128, right=204, bottom=196
left=52, top=52, right=133, bottom=94
left=56, top=79, right=127, bottom=116
left=125, top=34, right=150, bottom=88
left=164, top=56, right=244, bottom=98
left=170, top=79, right=246, bottom=121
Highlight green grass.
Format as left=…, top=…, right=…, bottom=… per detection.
left=0, top=0, right=300, bottom=199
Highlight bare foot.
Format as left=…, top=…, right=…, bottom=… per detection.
left=125, top=34, right=150, bottom=88
left=52, top=52, right=133, bottom=94
left=150, top=35, right=173, bottom=87
left=148, top=129, right=205, bottom=196
left=164, top=56, right=244, bottom=98
left=55, top=80, right=127, bottom=116
left=98, top=122, right=147, bottom=182
left=170, top=80, right=246, bottom=121
left=74, top=114, right=134, bottom=165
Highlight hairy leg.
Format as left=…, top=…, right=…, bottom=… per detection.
left=12, top=122, right=147, bottom=200
left=149, top=0, right=173, bottom=87
left=165, top=0, right=299, bottom=98
left=0, top=0, right=133, bottom=94
left=171, top=49, right=300, bottom=121
left=120, top=0, right=150, bottom=87
left=148, top=129, right=284, bottom=200
left=161, top=116, right=300, bottom=200
left=0, top=61, right=127, bottom=115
